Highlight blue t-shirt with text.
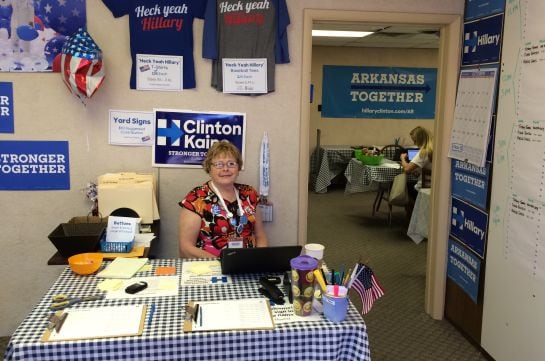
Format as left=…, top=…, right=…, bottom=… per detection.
left=102, top=0, right=206, bottom=89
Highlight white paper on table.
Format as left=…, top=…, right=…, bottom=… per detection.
left=46, top=304, right=145, bottom=341
left=271, top=303, right=323, bottom=324
left=133, top=233, right=155, bottom=247
left=104, top=276, right=179, bottom=299
left=191, top=298, right=273, bottom=331
left=180, top=260, right=231, bottom=286
left=97, top=258, right=148, bottom=279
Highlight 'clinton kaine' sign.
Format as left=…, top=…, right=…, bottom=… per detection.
left=321, top=66, right=437, bottom=119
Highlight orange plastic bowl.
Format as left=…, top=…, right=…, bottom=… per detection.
left=68, top=253, right=103, bottom=275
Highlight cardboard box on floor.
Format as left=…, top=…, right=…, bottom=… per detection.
left=97, top=172, right=159, bottom=224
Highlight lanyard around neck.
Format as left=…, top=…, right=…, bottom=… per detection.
left=209, top=181, right=244, bottom=219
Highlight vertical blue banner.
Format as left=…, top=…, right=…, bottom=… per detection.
left=465, top=0, right=506, bottom=21
left=153, top=109, right=246, bottom=168
left=0, top=82, right=14, bottom=133
left=447, top=238, right=482, bottom=303
left=321, top=66, right=437, bottom=119
left=450, top=197, right=488, bottom=258
left=451, top=160, right=490, bottom=210
left=0, top=141, right=70, bottom=190
left=462, top=14, right=503, bottom=65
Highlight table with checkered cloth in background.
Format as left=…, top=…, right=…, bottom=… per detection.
left=310, top=145, right=355, bottom=193
left=4, top=259, right=370, bottom=361
left=344, top=158, right=418, bottom=194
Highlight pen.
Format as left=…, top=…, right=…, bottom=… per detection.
left=147, top=303, right=156, bottom=327
left=320, top=268, right=328, bottom=285
left=198, top=305, right=203, bottom=327
left=193, top=303, right=200, bottom=322
left=331, top=269, right=335, bottom=285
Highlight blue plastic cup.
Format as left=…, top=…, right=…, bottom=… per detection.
left=322, top=294, right=349, bottom=323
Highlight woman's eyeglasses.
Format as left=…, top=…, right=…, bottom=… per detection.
left=212, top=161, right=238, bottom=169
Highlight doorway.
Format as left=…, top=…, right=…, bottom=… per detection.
left=297, top=10, right=462, bottom=319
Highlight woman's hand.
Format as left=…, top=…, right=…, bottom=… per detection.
left=400, top=153, right=408, bottom=162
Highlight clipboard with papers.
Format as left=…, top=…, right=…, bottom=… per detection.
left=183, top=299, right=275, bottom=332
left=41, top=304, right=146, bottom=342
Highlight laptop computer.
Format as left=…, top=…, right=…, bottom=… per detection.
left=407, top=148, right=419, bottom=161
left=220, top=246, right=303, bottom=274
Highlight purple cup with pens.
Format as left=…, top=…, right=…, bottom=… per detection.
left=322, top=285, right=349, bottom=323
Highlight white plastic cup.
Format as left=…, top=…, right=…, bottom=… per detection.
left=304, top=243, right=325, bottom=261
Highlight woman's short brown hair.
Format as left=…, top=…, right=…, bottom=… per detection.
left=202, top=140, right=243, bottom=173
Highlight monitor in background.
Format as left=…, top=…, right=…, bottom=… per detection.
left=407, top=148, right=419, bottom=161
left=220, top=246, right=303, bottom=274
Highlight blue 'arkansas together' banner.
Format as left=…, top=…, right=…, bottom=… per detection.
left=321, top=66, right=437, bottom=119
left=153, top=109, right=246, bottom=168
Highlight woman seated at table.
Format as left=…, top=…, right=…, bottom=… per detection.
left=178, top=140, right=269, bottom=258
left=400, top=126, right=433, bottom=202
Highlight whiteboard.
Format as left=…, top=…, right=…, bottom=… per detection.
left=482, top=1, right=545, bottom=360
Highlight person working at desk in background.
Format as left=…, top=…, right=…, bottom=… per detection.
left=400, top=126, right=433, bottom=204
left=179, top=140, right=269, bottom=258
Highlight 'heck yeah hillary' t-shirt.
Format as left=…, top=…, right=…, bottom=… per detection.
left=102, top=0, right=206, bottom=89
left=202, top=0, right=290, bottom=93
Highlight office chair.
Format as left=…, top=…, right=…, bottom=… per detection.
left=372, top=144, right=405, bottom=225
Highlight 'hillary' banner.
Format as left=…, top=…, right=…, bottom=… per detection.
left=153, top=109, right=245, bottom=168
left=462, top=14, right=503, bottom=66
left=450, top=196, right=488, bottom=258
left=0, top=141, right=70, bottom=190
left=321, top=66, right=437, bottom=119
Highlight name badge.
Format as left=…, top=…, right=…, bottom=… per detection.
left=228, top=237, right=244, bottom=249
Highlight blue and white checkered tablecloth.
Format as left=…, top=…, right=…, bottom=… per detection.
left=310, top=146, right=355, bottom=193
left=344, top=158, right=418, bottom=194
left=5, top=259, right=370, bottom=361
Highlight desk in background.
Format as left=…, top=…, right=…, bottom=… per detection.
left=310, top=145, right=354, bottom=193
left=344, top=158, right=417, bottom=194
left=5, top=259, right=370, bottom=361
left=407, top=188, right=431, bottom=244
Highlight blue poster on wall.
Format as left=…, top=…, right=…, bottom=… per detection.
left=465, top=0, right=505, bottom=21
left=450, top=197, right=488, bottom=258
left=0, top=82, right=14, bottom=133
left=451, top=160, right=490, bottom=210
left=462, top=14, right=503, bottom=65
left=447, top=238, right=482, bottom=303
left=153, top=109, right=246, bottom=168
left=321, top=66, right=437, bottom=119
left=0, top=141, right=70, bottom=190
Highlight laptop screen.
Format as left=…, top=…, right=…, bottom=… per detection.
left=220, top=246, right=303, bottom=274
left=407, top=149, right=419, bottom=161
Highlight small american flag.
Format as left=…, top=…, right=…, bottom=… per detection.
left=351, top=263, right=385, bottom=315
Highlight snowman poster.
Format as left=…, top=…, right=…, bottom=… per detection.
left=0, top=0, right=86, bottom=72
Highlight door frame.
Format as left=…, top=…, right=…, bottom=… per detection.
left=297, top=9, right=462, bottom=319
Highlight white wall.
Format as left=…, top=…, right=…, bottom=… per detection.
left=0, top=0, right=464, bottom=336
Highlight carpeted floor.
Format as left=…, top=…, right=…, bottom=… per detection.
left=1, top=336, right=9, bottom=358
left=308, top=186, right=488, bottom=360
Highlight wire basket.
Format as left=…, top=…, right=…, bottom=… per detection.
left=100, top=233, right=133, bottom=253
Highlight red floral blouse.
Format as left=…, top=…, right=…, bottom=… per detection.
left=180, top=182, right=260, bottom=257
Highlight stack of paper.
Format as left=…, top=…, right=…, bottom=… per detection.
left=97, top=257, right=148, bottom=279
